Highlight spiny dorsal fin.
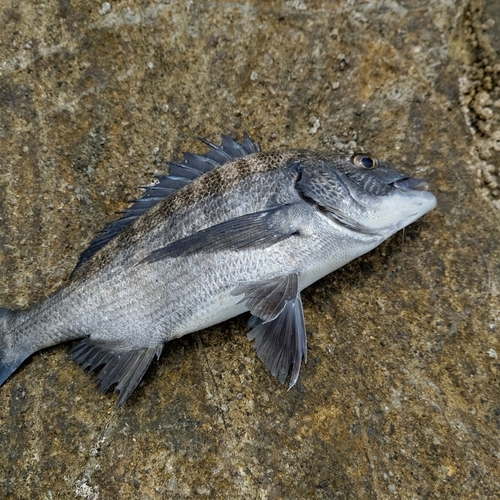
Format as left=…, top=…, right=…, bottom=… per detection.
left=72, top=133, right=261, bottom=273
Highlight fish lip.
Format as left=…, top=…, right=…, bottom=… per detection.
left=392, top=177, right=430, bottom=191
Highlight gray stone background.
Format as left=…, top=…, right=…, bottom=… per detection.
left=0, top=0, right=499, bottom=498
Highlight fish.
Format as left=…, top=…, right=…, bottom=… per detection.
left=0, top=134, right=437, bottom=407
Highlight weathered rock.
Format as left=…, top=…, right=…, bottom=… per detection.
left=0, top=1, right=499, bottom=498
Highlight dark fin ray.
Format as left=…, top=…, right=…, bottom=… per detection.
left=182, top=153, right=220, bottom=173
left=143, top=183, right=177, bottom=198
left=198, top=138, right=235, bottom=164
left=231, top=274, right=299, bottom=322
left=167, top=162, right=202, bottom=180
left=242, top=132, right=261, bottom=154
left=71, top=340, right=163, bottom=408
left=150, top=176, right=191, bottom=191
left=142, top=207, right=298, bottom=263
left=248, top=294, right=307, bottom=388
left=0, top=308, right=32, bottom=386
left=168, top=162, right=201, bottom=181
left=220, top=134, right=248, bottom=157
left=72, top=134, right=259, bottom=273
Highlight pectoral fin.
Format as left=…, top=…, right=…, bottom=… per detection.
left=233, top=274, right=307, bottom=387
left=143, top=207, right=299, bottom=263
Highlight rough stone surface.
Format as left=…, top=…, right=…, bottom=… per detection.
left=1, top=1, right=499, bottom=498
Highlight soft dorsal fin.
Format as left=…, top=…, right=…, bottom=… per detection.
left=72, top=133, right=261, bottom=272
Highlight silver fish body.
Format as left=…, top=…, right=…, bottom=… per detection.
left=0, top=136, right=436, bottom=406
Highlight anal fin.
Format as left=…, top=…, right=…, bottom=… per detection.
left=71, top=340, right=163, bottom=408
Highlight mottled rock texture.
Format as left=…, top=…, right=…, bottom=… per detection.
left=1, top=0, right=499, bottom=498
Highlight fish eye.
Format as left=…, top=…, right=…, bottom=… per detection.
left=352, top=154, right=379, bottom=170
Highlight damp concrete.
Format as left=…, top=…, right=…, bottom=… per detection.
left=0, top=1, right=499, bottom=498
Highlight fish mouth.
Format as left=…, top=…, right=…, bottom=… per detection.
left=392, top=177, right=429, bottom=191
left=389, top=176, right=437, bottom=233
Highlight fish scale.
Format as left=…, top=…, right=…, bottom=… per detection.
left=0, top=134, right=436, bottom=407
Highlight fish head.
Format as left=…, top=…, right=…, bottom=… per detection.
left=296, top=153, right=437, bottom=237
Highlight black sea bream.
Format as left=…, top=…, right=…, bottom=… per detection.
left=0, top=135, right=436, bottom=406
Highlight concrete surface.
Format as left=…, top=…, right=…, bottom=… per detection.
left=0, top=0, right=499, bottom=498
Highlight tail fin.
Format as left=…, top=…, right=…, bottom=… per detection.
left=0, top=308, right=32, bottom=386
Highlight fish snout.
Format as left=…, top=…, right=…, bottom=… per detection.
left=393, top=177, right=430, bottom=191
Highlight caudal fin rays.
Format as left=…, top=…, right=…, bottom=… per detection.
left=0, top=308, right=33, bottom=387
